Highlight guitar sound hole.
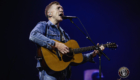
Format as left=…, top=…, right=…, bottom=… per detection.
left=62, top=53, right=73, bottom=62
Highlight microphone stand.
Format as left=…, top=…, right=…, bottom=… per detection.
left=69, top=18, right=110, bottom=80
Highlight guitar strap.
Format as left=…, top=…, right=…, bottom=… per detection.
left=57, top=27, right=71, bottom=79
left=58, top=26, right=70, bottom=43
left=58, top=27, right=63, bottom=42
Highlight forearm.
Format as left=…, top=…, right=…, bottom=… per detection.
left=82, top=51, right=95, bottom=63
left=71, top=52, right=95, bottom=66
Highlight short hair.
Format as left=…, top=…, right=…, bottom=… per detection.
left=45, top=1, right=60, bottom=18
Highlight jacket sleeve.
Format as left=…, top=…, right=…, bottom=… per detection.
left=29, top=22, right=55, bottom=49
left=82, top=52, right=95, bottom=63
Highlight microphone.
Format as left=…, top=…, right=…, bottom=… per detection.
left=60, top=14, right=77, bottom=19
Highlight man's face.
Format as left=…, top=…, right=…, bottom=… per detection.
left=49, top=4, right=64, bottom=22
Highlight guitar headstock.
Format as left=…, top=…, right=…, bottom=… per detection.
left=105, top=42, right=118, bottom=50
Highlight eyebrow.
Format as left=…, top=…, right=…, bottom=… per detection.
left=57, top=6, right=63, bottom=9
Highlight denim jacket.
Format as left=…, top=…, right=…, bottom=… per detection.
left=29, top=20, right=94, bottom=78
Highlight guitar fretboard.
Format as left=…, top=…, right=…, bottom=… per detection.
left=72, top=44, right=108, bottom=53
left=73, top=46, right=95, bottom=53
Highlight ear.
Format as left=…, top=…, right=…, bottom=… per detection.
left=47, top=12, right=52, bottom=17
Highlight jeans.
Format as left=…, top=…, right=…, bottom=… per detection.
left=39, top=70, right=57, bottom=80
left=39, top=70, right=69, bottom=80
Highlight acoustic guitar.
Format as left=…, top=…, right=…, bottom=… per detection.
left=37, top=39, right=117, bottom=71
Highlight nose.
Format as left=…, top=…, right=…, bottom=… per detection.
left=59, top=8, right=63, bottom=12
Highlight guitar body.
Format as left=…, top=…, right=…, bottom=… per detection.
left=40, top=39, right=83, bottom=71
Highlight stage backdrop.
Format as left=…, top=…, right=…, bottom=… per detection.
left=1, top=0, right=140, bottom=80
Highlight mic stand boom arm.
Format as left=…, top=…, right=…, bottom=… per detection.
left=69, top=18, right=110, bottom=80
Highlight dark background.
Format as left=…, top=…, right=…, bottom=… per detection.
left=1, top=0, right=140, bottom=80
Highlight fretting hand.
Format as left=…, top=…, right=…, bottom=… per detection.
left=92, top=43, right=105, bottom=57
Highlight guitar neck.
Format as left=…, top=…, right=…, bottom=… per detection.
left=72, top=44, right=107, bottom=54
